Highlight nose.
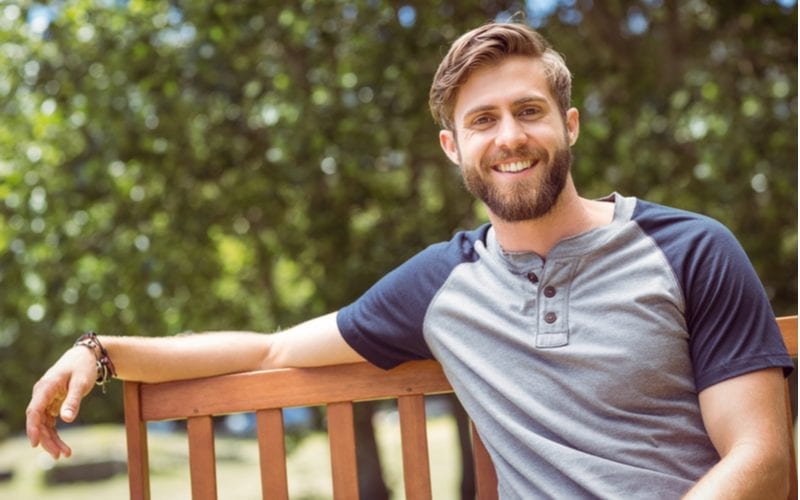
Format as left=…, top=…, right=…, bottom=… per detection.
left=494, top=115, right=527, bottom=150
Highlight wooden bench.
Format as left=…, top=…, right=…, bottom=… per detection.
left=123, top=316, right=798, bottom=500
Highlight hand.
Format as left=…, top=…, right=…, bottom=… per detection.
left=25, top=346, right=97, bottom=459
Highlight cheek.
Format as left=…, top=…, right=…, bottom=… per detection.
left=456, top=132, right=490, bottom=160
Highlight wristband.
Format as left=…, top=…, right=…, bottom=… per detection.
left=74, top=331, right=116, bottom=393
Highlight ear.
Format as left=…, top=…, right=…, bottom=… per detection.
left=565, top=107, right=580, bottom=146
left=439, top=129, right=461, bottom=166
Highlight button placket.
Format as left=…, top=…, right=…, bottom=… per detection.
left=518, top=268, right=542, bottom=314
left=535, top=261, right=574, bottom=348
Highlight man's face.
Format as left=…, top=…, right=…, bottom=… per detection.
left=439, top=56, right=579, bottom=222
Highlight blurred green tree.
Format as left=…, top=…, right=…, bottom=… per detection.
left=0, top=0, right=795, bottom=495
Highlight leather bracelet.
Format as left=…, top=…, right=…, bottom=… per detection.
left=74, top=331, right=116, bottom=394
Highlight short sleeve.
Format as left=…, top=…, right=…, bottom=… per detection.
left=337, top=226, right=486, bottom=369
left=633, top=201, right=793, bottom=391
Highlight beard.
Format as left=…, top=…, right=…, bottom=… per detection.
left=460, top=144, right=573, bottom=222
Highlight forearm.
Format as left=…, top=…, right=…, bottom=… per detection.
left=99, top=331, right=271, bottom=383
left=98, top=312, right=361, bottom=383
left=683, top=443, right=790, bottom=499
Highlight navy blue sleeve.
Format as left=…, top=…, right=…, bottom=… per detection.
left=337, top=226, right=485, bottom=369
left=633, top=201, right=792, bottom=391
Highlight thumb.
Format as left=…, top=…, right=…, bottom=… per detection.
left=60, top=375, right=91, bottom=423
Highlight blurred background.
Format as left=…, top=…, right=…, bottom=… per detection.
left=0, top=0, right=796, bottom=498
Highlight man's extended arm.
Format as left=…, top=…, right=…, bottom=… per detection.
left=683, top=367, right=791, bottom=499
left=25, top=312, right=364, bottom=459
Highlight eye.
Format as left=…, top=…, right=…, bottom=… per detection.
left=519, top=106, right=541, bottom=118
left=470, top=114, right=495, bottom=128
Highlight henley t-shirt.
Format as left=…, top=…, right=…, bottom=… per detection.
left=336, top=193, right=792, bottom=499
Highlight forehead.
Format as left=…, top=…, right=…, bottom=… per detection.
left=453, top=55, right=554, bottom=119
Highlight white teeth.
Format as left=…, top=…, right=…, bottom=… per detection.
left=496, top=160, right=532, bottom=173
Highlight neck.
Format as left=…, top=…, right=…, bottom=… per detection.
left=489, top=184, right=614, bottom=256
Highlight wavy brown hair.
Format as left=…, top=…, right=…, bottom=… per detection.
left=429, top=22, right=572, bottom=131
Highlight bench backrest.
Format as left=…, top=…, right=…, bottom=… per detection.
left=123, top=316, right=797, bottom=500
left=123, top=359, right=498, bottom=499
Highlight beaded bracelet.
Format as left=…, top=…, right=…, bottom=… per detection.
left=74, top=331, right=117, bottom=394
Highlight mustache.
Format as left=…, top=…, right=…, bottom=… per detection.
left=480, top=146, right=549, bottom=169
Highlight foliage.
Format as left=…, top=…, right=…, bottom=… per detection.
left=0, top=0, right=795, bottom=439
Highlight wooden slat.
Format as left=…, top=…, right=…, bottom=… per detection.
left=783, top=381, right=796, bottom=500
left=777, top=316, right=797, bottom=356
left=187, top=415, right=218, bottom=500
left=123, top=382, right=151, bottom=500
left=327, top=402, right=359, bottom=500
left=256, top=409, right=289, bottom=499
left=398, top=395, right=432, bottom=500
left=139, top=360, right=451, bottom=421
left=472, top=425, right=499, bottom=500
left=777, top=316, right=797, bottom=500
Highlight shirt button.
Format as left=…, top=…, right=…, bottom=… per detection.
left=544, top=286, right=556, bottom=298
left=526, top=272, right=539, bottom=284
left=544, top=312, right=557, bottom=323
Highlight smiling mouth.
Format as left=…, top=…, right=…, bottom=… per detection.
left=494, top=160, right=536, bottom=173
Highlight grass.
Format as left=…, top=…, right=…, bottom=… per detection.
left=0, top=410, right=463, bottom=499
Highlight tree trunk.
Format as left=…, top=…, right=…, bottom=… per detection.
left=450, top=394, right=476, bottom=500
left=355, top=401, right=390, bottom=500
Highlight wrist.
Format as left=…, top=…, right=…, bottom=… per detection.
left=73, top=331, right=117, bottom=393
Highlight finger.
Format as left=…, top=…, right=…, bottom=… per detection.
left=27, top=401, right=69, bottom=458
left=26, top=391, right=56, bottom=447
left=37, top=415, right=72, bottom=459
left=26, top=376, right=68, bottom=449
left=45, top=413, right=72, bottom=458
left=42, top=432, right=72, bottom=459
left=37, top=423, right=61, bottom=458
left=25, top=396, right=42, bottom=447
left=42, top=429, right=72, bottom=460
left=27, top=393, right=61, bottom=445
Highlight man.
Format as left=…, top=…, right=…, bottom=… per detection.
left=27, top=22, right=792, bottom=498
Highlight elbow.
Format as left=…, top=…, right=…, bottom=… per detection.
left=766, top=447, right=793, bottom=499
left=771, top=473, right=791, bottom=500
left=776, top=463, right=792, bottom=499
